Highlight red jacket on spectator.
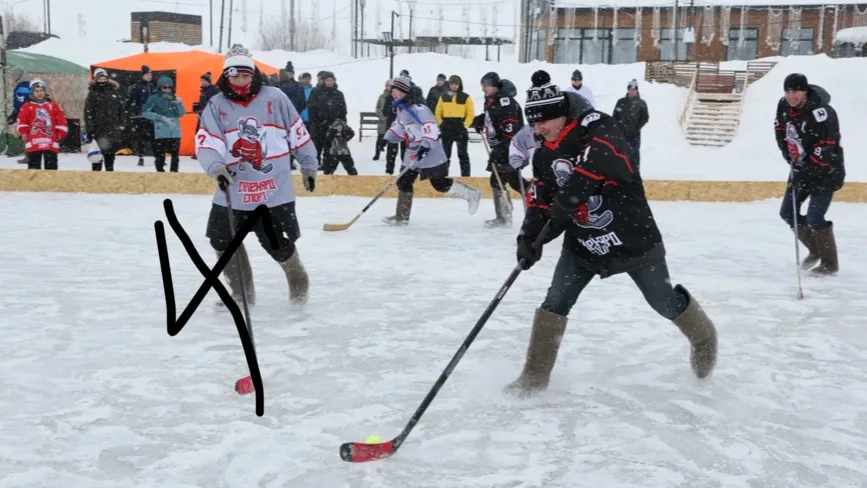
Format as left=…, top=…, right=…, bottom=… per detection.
left=16, top=97, right=67, bottom=153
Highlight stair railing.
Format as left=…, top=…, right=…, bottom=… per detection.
left=679, top=68, right=699, bottom=129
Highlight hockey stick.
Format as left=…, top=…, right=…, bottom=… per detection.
left=322, top=165, right=413, bottom=232
left=482, top=135, right=512, bottom=212
left=219, top=177, right=259, bottom=393
left=339, top=220, right=553, bottom=463
left=789, top=174, right=804, bottom=300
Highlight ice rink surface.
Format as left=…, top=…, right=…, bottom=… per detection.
left=1, top=191, right=866, bottom=488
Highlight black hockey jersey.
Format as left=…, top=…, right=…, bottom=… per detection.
left=519, top=110, right=664, bottom=278
left=774, top=85, right=845, bottom=192
left=473, top=80, right=523, bottom=149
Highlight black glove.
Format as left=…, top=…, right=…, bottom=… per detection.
left=517, top=238, right=543, bottom=270
left=6, top=115, right=15, bottom=125
left=85, top=132, right=94, bottom=144
left=471, top=114, right=484, bottom=134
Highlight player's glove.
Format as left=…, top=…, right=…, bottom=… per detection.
left=516, top=237, right=543, bottom=270
left=211, top=163, right=233, bottom=186
left=301, top=168, right=317, bottom=192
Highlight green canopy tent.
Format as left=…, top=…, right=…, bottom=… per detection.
left=1, top=50, right=89, bottom=156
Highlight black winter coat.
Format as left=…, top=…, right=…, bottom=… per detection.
left=612, top=95, right=649, bottom=139
left=308, top=85, right=347, bottom=129
left=520, top=105, right=664, bottom=279
left=426, top=84, right=448, bottom=111
left=85, top=79, right=126, bottom=145
left=276, top=77, right=308, bottom=114
left=194, top=84, right=220, bottom=114
left=774, top=84, right=844, bottom=193
left=125, top=79, right=157, bottom=116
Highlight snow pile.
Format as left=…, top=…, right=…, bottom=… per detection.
left=17, top=37, right=867, bottom=182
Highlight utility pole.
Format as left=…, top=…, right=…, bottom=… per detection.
left=1, top=15, right=7, bottom=128
left=218, top=0, right=226, bottom=52
left=289, top=0, right=296, bottom=51
left=673, top=0, right=679, bottom=60
left=360, top=0, right=366, bottom=57
left=227, top=0, right=235, bottom=47
left=46, top=0, right=51, bottom=35
left=388, top=10, right=399, bottom=79
left=210, top=0, right=214, bottom=46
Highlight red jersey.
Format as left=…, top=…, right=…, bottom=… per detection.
left=16, top=99, right=68, bottom=153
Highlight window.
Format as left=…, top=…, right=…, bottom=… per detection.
left=554, top=28, right=581, bottom=63
left=727, top=28, right=759, bottom=60
left=781, top=28, right=814, bottom=56
left=528, top=31, right=546, bottom=61
left=611, top=29, right=637, bottom=64
left=660, top=28, right=688, bottom=61
left=581, top=29, right=611, bottom=64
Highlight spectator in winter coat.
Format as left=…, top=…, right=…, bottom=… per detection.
left=374, top=79, right=393, bottom=161
left=84, top=68, right=125, bottom=171
left=141, top=76, right=186, bottom=172
left=323, top=119, right=358, bottom=175
left=7, top=66, right=32, bottom=163
left=192, top=72, right=220, bottom=160
left=425, top=73, right=448, bottom=111
left=563, top=69, right=595, bottom=107
left=15, top=78, right=67, bottom=170
left=434, top=74, right=474, bottom=177
left=307, top=71, right=347, bottom=165
left=299, top=72, right=313, bottom=126
left=276, top=62, right=308, bottom=114
left=612, top=79, right=649, bottom=170
left=124, top=65, right=158, bottom=166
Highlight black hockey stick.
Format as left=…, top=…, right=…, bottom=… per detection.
left=339, top=220, right=553, bottom=463
left=219, top=177, right=259, bottom=394
left=322, top=165, right=413, bottom=231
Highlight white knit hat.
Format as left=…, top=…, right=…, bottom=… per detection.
left=223, top=44, right=255, bottom=76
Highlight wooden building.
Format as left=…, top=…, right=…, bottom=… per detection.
left=519, top=1, right=867, bottom=63
left=130, top=12, right=203, bottom=46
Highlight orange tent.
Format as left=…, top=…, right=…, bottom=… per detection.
left=91, top=51, right=278, bottom=156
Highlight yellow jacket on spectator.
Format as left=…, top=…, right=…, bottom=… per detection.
left=435, top=79, right=474, bottom=134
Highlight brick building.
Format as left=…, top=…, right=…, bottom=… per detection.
left=130, top=12, right=203, bottom=46
left=519, top=1, right=867, bottom=63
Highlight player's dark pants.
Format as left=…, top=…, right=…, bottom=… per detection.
left=490, top=168, right=529, bottom=194
left=397, top=161, right=453, bottom=193
left=152, top=138, right=181, bottom=172
left=385, top=142, right=406, bottom=175
left=206, top=201, right=300, bottom=262
left=628, top=134, right=641, bottom=171
left=541, top=246, right=687, bottom=320
left=779, top=183, right=834, bottom=230
left=27, top=151, right=57, bottom=170
left=323, top=154, right=358, bottom=175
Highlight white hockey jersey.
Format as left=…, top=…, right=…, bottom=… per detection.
left=196, top=85, right=318, bottom=211
left=383, top=100, right=446, bottom=170
left=509, top=125, right=538, bottom=170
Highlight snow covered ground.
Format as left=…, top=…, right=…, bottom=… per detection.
left=1, top=191, right=866, bottom=488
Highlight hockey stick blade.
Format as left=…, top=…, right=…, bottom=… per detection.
left=322, top=219, right=356, bottom=232
left=339, top=438, right=397, bottom=462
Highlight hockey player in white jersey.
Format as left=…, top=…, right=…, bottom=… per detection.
left=382, top=76, right=482, bottom=225
left=509, top=124, right=538, bottom=171
left=196, top=44, right=319, bottom=306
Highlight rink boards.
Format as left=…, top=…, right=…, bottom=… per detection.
left=1, top=168, right=866, bottom=202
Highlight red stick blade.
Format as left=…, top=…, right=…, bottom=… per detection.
left=235, top=376, right=254, bottom=395
left=339, top=440, right=395, bottom=462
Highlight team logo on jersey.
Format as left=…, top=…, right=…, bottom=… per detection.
left=551, top=158, right=573, bottom=187
left=785, top=121, right=805, bottom=163
left=574, top=195, right=614, bottom=230
left=232, top=116, right=273, bottom=173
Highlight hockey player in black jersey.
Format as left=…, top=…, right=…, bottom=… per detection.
left=471, top=72, right=531, bottom=227
left=774, top=73, right=844, bottom=275
left=505, top=71, right=718, bottom=396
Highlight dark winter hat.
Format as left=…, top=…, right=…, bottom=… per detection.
left=481, top=71, right=500, bottom=88
left=784, top=73, right=809, bottom=92
left=571, top=69, right=583, bottom=81
left=316, top=70, right=327, bottom=79
left=201, top=72, right=212, bottom=83
left=525, top=70, right=568, bottom=123
left=392, top=75, right=413, bottom=94
left=300, top=72, right=312, bottom=80
left=437, top=73, right=446, bottom=81
left=285, top=61, right=295, bottom=73
left=400, top=69, right=410, bottom=77
left=322, top=71, right=335, bottom=81
left=222, top=44, right=256, bottom=76
left=142, top=65, right=151, bottom=74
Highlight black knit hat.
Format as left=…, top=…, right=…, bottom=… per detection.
left=571, top=69, right=582, bottom=81
left=285, top=61, right=295, bottom=73
left=524, top=70, right=568, bottom=123
left=201, top=72, right=212, bottom=83
left=437, top=73, right=446, bottom=81
left=784, top=73, right=809, bottom=92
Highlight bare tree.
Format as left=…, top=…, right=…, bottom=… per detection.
left=256, top=18, right=333, bottom=52
left=4, top=8, right=38, bottom=33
